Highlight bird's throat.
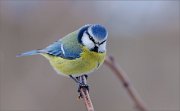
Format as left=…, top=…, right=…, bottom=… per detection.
left=91, top=46, right=99, bottom=52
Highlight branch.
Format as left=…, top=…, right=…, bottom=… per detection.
left=104, top=56, right=148, bottom=111
left=79, top=75, right=94, bottom=111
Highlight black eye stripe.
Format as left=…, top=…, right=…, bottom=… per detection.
left=86, top=31, right=96, bottom=44
left=99, top=40, right=106, bottom=45
left=86, top=31, right=106, bottom=45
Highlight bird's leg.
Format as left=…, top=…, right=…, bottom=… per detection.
left=77, top=75, right=89, bottom=92
left=77, top=75, right=89, bottom=98
left=84, top=74, right=88, bottom=80
left=69, top=75, right=89, bottom=98
left=69, top=75, right=88, bottom=87
left=69, top=75, right=81, bottom=84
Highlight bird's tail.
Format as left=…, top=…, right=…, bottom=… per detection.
left=16, top=50, right=41, bottom=57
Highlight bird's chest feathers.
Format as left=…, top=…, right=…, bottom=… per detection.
left=80, top=47, right=106, bottom=67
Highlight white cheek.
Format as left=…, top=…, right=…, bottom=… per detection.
left=82, top=33, right=95, bottom=49
left=98, top=42, right=106, bottom=52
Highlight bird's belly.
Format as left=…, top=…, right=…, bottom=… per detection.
left=43, top=50, right=106, bottom=76
left=51, top=58, right=99, bottom=76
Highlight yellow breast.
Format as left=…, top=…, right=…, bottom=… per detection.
left=42, top=47, right=106, bottom=76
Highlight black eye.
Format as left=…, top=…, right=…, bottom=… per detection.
left=89, top=36, right=93, bottom=39
left=86, top=31, right=96, bottom=44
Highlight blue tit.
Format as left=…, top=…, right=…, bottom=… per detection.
left=17, top=24, right=108, bottom=83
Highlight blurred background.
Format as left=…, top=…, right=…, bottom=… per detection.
left=0, top=1, right=179, bottom=111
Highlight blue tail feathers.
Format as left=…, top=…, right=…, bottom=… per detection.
left=16, top=50, right=40, bottom=57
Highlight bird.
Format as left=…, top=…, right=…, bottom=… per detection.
left=17, top=24, right=108, bottom=93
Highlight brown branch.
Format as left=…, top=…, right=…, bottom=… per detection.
left=104, top=56, right=148, bottom=111
left=79, top=75, right=94, bottom=111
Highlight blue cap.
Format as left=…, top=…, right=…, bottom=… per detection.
left=88, top=24, right=108, bottom=41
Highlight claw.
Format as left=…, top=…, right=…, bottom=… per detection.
left=78, top=83, right=89, bottom=98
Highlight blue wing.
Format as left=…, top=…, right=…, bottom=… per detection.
left=41, top=41, right=81, bottom=60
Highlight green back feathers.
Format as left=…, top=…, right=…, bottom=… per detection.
left=58, top=30, right=82, bottom=59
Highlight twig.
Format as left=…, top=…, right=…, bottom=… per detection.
left=104, top=56, right=147, bottom=111
left=79, top=75, right=94, bottom=111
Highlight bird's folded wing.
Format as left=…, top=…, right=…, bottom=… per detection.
left=41, top=41, right=81, bottom=60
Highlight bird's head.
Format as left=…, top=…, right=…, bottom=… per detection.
left=78, top=24, right=108, bottom=53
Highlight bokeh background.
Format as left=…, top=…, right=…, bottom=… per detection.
left=0, top=1, right=179, bottom=111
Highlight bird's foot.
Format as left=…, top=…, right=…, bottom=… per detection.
left=78, top=83, right=89, bottom=99
left=69, top=75, right=89, bottom=99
